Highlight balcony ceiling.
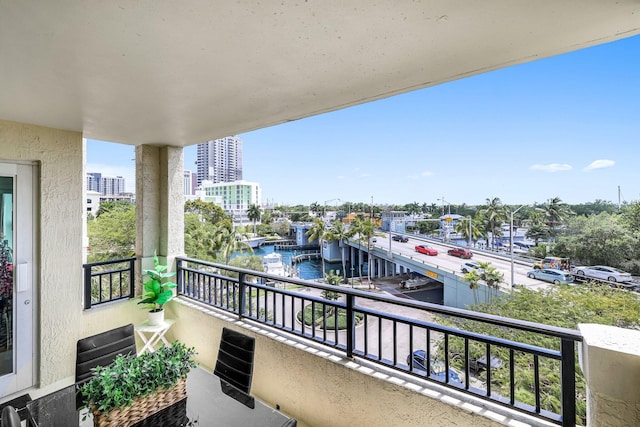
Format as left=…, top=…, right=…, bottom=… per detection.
left=1, top=1, right=639, bottom=147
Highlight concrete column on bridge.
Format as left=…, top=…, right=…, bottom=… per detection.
left=578, top=324, right=640, bottom=427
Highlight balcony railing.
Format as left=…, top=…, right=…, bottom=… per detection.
left=176, top=256, right=582, bottom=426
left=82, top=257, right=136, bottom=309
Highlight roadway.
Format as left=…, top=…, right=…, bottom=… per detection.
left=369, top=232, right=551, bottom=291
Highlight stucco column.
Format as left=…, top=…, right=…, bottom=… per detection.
left=578, top=324, right=640, bottom=427
left=136, top=144, right=184, bottom=273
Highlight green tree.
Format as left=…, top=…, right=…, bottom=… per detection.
left=325, top=220, right=355, bottom=284
left=350, top=217, right=376, bottom=287
left=184, top=213, right=217, bottom=261
left=438, top=283, right=640, bottom=425
left=462, top=269, right=482, bottom=305
left=247, top=204, right=262, bottom=234
left=481, top=197, right=507, bottom=250
left=210, top=225, right=253, bottom=264
left=322, top=271, right=342, bottom=308
left=184, top=199, right=230, bottom=225
left=538, top=196, right=573, bottom=239
left=553, top=213, right=636, bottom=269
left=621, top=200, right=640, bottom=233
left=87, top=202, right=135, bottom=261
left=306, top=218, right=327, bottom=279
left=525, top=211, right=549, bottom=245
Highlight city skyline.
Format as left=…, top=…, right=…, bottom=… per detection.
left=87, top=34, right=640, bottom=207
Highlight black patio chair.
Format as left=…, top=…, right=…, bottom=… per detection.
left=0, top=405, right=20, bottom=427
left=214, top=327, right=255, bottom=408
left=75, top=323, right=137, bottom=384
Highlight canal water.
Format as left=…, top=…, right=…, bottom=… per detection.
left=234, top=244, right=344, bottom=280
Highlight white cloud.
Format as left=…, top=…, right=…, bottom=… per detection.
left=421, top=171, right=434, bottom=177
left=529, top=163, right=572, bottom=172
left=583, top=159, right=615, bottom=171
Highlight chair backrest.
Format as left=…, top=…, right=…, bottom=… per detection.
left=214, top=327, right=255, bottom=394
left=75, top=323, right=136, bottom=383
left=1, top=405, right=21, bottom=427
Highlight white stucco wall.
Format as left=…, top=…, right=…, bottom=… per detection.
left=578, top=324, right=640, bottom=427
left=0, top=120, right=86, bottom=386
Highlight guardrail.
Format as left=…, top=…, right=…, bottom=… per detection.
left=82, top=257, right=136, bottom=309
left=176, top=256, right=582, bottom=426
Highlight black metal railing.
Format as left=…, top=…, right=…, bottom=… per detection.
left=176, top=257, right=582, bottom=426
left=82, top=257, right=136, bottom=309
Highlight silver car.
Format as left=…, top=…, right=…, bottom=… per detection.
left=527, top=269, right=574, bottom=285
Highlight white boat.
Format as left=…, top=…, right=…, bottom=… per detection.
left=263, top=253, right=290, bottom=277
left=243, top=236, right=266, bottom=248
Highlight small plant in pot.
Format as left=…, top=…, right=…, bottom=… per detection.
left=138, top=252, right=177, bottom=326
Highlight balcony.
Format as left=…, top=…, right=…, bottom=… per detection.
left=114, top=256, right=633, bottom=427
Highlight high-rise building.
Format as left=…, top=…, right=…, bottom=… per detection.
left=183, top=170, right=194, bottom=196
left=196, top=136, right=243, bottom=186
left=86, top=173, right=126, bottom=196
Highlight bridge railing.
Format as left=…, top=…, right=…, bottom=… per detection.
left=176, top=256, right=582, bottom=426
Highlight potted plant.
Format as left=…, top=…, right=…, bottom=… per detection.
left=79, top=341, right=198, bottom=426
left=138, top=252, right=177, bottom=325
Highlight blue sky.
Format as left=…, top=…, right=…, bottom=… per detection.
left=87, top=34, right=639, bottom=207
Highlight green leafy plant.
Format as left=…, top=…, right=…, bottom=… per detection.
left=80, top=341, right=198, bottom=416
left=138, top=252, right=177, bottom=312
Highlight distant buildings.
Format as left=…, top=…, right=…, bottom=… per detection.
left=196, top=136, right=243, bottom=186
left=86, top=172, right=125, bottom=196
left=195, top=180, right=261, bottom=225
left=183, top=170, right=197, bottom=196
left=86, top=173, right=134, bottom=215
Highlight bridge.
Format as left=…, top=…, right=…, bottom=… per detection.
left=343, top=233, right=555, bottom=309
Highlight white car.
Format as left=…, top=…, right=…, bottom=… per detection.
left=572, top=265, right=632, bottom=283
left=460, top=261, right=481, bottom=274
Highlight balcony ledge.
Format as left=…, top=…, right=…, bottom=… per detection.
left=170, top=297, right=557, bottom=427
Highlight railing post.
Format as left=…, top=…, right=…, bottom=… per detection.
left=176, top=258, right=184, bottom=294
left=238, top=272, right=246, bottom=318
left=560, top=338, right=576, bottom=427
left=83, top=264, right=92, bottom=309
left=346, top=293, right=355, bottom=358
left=128, top=257, right=136, bottom=299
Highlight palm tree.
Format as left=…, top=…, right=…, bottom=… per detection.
left=325, top=220, right=355, bottom=284
left=454, top=213, right=482, bottom=247
left=539, top=196, right=574, bottom=240
left=476, top=261, right=504, bottom=301
left=462, top=269, right=482, bottom=304
left=212, top=226, right=253, bottom=264
left=306, top=218, right=327, bottom=279
left=246, top=204, right=262, bottom=234
left=481, top=197, right=507, bottom=250
left=350, top=217, right=376, bottom=287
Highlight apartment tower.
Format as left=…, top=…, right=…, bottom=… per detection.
left=196, top=136, right=243, bottom=186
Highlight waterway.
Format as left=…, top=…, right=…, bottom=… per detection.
left=233, top=244, right=344, bottom=280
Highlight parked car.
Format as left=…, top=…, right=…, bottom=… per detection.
left=572, top=265, right=633, bottom=283
left=470, top=355, right=504, bottom=373
left=447, top=248, right=473, bottom=259
left=527, top=268, right=574, bottom=285
left=415, top=245, right=438, bottom=256
left=460, top=261, right=481, bottom=274
left=406, top=350, right=462, bottom=383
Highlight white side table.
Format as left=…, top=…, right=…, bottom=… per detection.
left=134, top=319, right=175, bottom=355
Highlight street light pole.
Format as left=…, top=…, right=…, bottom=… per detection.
left=510, top=205, right=526, bottom=288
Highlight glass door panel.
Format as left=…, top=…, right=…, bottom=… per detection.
left=0, top=178, right=13, bottom=376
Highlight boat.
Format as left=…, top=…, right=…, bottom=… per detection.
left=263, top=253, right=290, bottom=277
left=242, top=236, right=266, bottom=248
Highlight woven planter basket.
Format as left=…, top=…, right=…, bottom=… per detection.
left=91, top=377, right=187, bottom=427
